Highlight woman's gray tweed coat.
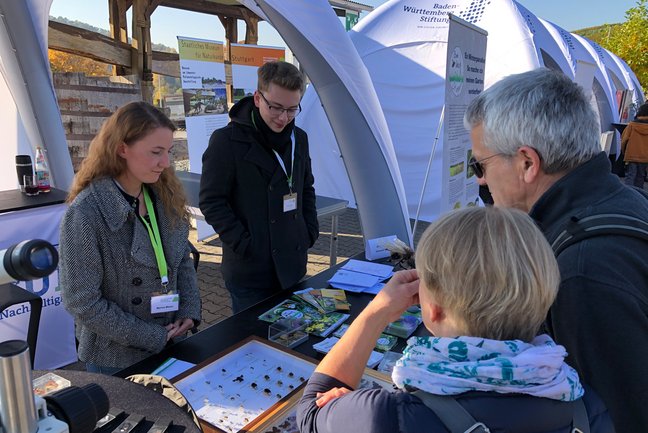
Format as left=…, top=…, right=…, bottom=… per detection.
left=59, top=178, right=201, bottom=368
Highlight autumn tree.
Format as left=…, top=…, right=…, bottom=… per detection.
left=48, top=49, right=111, bottom=76
left=597, top=0, right=648, bottom=92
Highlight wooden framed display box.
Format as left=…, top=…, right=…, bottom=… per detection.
left=171, top=336, right=318, bottom=433
left=247, top=367, right=394, bottom=433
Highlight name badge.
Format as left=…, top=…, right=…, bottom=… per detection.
left=151, top=293, right=179, bottom=314
left=283, top=193, right=298, bottom=212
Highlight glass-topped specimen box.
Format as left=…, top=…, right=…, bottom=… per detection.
left=171, top=336, right=317, bottom=433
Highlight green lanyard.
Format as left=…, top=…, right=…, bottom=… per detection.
left=140, top=186, right=169, bottom=287
left=272, top=132, right=295, bottom=192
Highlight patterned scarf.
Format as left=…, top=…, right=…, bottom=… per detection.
left=392, top=334, right=583, bottom=401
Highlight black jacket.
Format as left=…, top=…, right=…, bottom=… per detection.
left=530, top=152, right=648, bottom=433
left=298, top=372, right=614, bottom=433
left=199, top=97, right=319, bottom=289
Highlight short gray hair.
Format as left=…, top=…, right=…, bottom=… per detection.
left=464, top=68, right=600, bottom=174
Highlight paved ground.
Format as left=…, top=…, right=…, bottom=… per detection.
left=193, top=207, right=364, bottom=329
left=192, top=206, right=430, bottom=329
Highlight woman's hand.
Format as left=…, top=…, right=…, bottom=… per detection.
left=166, top=318, right=195, bottom=341
left=369, top=269, right=420, bottom=322
left=315, top=387, right=352, bottom=407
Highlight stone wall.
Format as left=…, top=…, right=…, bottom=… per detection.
left=53, top=73, right=188, bottom=171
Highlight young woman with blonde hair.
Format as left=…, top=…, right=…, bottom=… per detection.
left=60, top=101, right=201, bottom=374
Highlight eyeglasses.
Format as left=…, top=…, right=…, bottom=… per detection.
left=259, top=92, right=301, bottom=118
left=468, top=153, right=505, bottom=178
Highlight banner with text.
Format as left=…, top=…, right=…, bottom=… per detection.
left=231, top=43, right=285, bottom=103
left=441, top=14, right=487, bottom=212
left=0, top=204, right=77, bottom=369
left=178, top=38, right=285, bottom=240
left=178, top=36, right=228, bottom=175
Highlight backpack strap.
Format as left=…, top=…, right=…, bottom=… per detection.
left=572, top=398, right=590, bottom=433
left=551, top=213, right=648, bottom=256
left=411, top=391, right=490, bottom=433
left=413, top=390, right=590, bottom=433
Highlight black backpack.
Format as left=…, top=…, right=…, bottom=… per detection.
left=412, top=390, right=590, bottom=433
left=551, top=213, right=648, bottom=257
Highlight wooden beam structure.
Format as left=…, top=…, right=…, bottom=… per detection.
left=159, top=0, right=251, bottom=20
left=49, top=20, right=132, bottom=68
left=108, top=0, right=131, bottom=75
left=49, top=0, right=373, bottom=104
left=49, top=20, right=181, bottom=78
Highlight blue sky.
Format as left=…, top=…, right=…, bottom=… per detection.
left=49, top=0, right=638, bottom=50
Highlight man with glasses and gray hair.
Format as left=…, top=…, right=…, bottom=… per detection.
left=464, top=67, right=648, bottom=433
left=200, top=61, right=318, bottom=313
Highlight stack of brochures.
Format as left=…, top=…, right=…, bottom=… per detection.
left=258, top=299, right=350, bottom=338
left=293, top=288, right=351, bottom=313
left=327, top=259, right=394, bottom=294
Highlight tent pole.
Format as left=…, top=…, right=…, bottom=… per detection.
left=412, top=105, right=445, bottom=240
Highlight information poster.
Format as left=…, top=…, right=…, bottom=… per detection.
left=441, top=14, right=487, bottom=212
left=183, top=41, right=284, bottom=240
left=177, top=36, right=228, bottom=175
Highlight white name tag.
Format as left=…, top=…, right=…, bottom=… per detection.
left=283, top=193, right=298, bottom=212
left=151, top=293, right=179, bottom=314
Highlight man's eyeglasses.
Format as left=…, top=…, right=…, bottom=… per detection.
left=468, top=153, right=504, bottom=178
left=259, top=92, right=301, bottom=118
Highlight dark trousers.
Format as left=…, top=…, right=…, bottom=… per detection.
left=226, top=279, right=282, bottom=314
left=624, top=162, right=647, bottom=188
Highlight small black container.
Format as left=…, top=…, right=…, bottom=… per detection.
left=15, top=155, right=33, bottom=192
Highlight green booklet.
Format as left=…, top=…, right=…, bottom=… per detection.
left=258, top=299, right=349, bottom=337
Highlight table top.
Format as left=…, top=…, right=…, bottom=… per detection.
left=176, top=170, right=348, bottom=219
left=117, top=255, right=427, bottom=379
left=0, top=187, right=68, bottom=214
left=33, top=369, right=202, bottom=433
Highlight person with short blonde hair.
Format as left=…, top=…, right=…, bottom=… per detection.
left=298, top=207, right=613, bottom=433
left=415, top=206, right=559, bottom=342
left=60, top=101, right=201, bottom=374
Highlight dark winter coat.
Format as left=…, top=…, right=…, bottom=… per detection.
left=199, top=96, right=318, bottom=290
left=530, top=152, right=648, bottom=433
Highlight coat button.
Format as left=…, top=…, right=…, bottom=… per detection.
left=131, top=297, right=142, bottom=305
left=272, top=248, right=278, bottom=254
left=132, top=277, right=142, bottom=286
left=269, top=185, right=273, bottom=192
left=270, top=219, right=276, bottom=224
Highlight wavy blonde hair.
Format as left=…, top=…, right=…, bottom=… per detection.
left=415, top=206, right=559, bottom=342
left=67, top=101, right=189, bottom=225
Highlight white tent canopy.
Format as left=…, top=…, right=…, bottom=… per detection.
left=0, top=0, right=73, bottom=192
left=1, top=0, right=644, bottom=226
left=300, top=0, right=644, bottom=222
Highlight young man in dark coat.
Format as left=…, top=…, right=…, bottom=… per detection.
left=199, top=61, right=318, bottom=313
left=464, top=68, right=648, bottom=433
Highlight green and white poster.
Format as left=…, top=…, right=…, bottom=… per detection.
left=441, top=14, right=487, bottom=212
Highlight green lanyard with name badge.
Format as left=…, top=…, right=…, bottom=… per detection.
left=140, top=186, right=179, bottom=314
left=272, top=132, right=298, bottom=213
left=140, top=186, right=169, bottom=287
